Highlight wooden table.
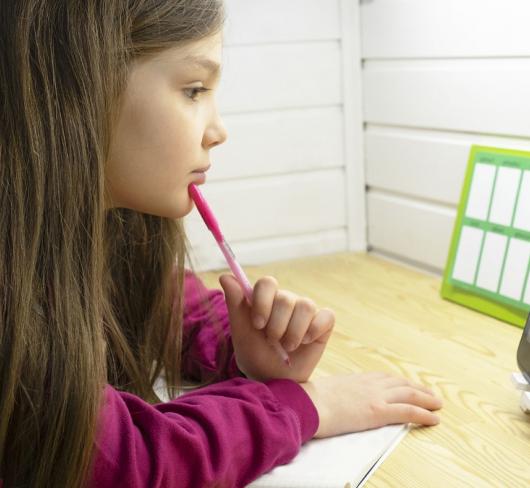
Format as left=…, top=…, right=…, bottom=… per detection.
left=199, top=252, right=530, bottom=487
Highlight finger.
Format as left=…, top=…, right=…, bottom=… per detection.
left=380, top=377, right=435, bottom=396
left=384, top=387, right=443, bottom=411
left=280, top=298, right=317, bottom=352
left=250, top=276, right=278, bottom=330
left=219, top=274, right=246, bottom=310
left=408, top=382, right=437, bottom=397
left=264, top=289, right=297, bottom=343
left=301, top=308, right=335, bottom=345
left=385, top=403, right=440, bottom=426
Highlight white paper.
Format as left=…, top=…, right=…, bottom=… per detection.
left=489, top=167, right=521, bottom=226
left=513, top=171, right=530, bottom=232
left=452, top=225, right=484, bottom=284
left=499, top=238, right=530, bottom=301
left=357, top=425, right=410, bottom=488
left=248, top=424, right=408, bottom=488
left=475, top=232, right=508, bottom=292
left=465, top=163, right=496, bottom=220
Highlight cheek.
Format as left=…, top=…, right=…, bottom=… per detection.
left=106, top=98, right=196, bottom=217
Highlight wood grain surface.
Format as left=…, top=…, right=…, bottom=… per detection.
left=198, top=252, right=530, bottom=487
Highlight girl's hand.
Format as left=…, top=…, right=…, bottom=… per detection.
left=219, top=274, right=335, bottom=383
left=299, top=372, right=443, bottom=438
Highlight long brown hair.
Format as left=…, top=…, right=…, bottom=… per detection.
left=0, top=1, right=226, bottom=486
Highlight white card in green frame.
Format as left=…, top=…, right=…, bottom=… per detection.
left=441, top=146, right=530, bottom=328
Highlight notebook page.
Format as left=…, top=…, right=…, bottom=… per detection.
left=247, top=423, right=408, bottom=488
left=357, top=424, right=410, bottom=488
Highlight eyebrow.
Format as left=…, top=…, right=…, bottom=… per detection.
left=181, top=55, right=222, bottom=75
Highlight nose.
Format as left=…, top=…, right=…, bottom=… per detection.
left=203, top=110, right=228, bottom=149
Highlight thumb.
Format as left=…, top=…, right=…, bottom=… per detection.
left=219, top=274, right=247, bottom=310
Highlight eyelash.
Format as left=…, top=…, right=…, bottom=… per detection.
left=184, top=87, right=211, bottom=102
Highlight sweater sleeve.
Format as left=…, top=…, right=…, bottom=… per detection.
left=89, top=378, right=319, bottom=488
left=180, top=269, right=242, bottom=381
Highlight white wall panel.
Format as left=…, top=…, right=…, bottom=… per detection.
left=219, top=41, right=342, bottom=114
left=367, top=191, right=456, bottom=271
left=186, top=169, right=347, bottom=267
left=363, top=59, right=530, bottom=138
left=365, top=125, right=530, bottom=206
left=361, top=0, right=530, bottom=59
left=188, top=229, right=348, bottom=272
left=360, top=0, right=530, bottom=273
left=225, top=0, right=340, bottom=45
left=209, top=107, right=343, bottom=181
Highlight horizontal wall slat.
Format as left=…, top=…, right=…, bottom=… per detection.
left=363, top=59, right=530, bottom=138
left=220, top=42, right=341, bottom=113
left=367, top=190, right=456, bottom=270
left=187, top=228, right=347, bottom=271
left=225, top=0, right=340, bottom=45
left=186, top=169, right=346, bottom=243
left=360, top=0, right=530, bottom=59
left=210, top=107, right=344, bottom=180
left=365, top=125, right=530, bottom=206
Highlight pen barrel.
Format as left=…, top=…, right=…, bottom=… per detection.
left=218, top=239, right=290, bottom=366
left=219, top=239, right=253, bottom=303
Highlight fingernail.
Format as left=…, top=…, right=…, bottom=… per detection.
left=254, top=317, right=266, bottom=329
left=301, top=334, right=312, bottom=344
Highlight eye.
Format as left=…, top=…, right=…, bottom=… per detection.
left=184, top=86, right=211, bottom=102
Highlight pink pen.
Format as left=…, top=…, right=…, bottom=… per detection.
left=188, top=183, right=291, bottom=367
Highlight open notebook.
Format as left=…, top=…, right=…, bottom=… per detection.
left=154, top=376, right=408, bottom=488
left=248, top=423, right=408, bottom=488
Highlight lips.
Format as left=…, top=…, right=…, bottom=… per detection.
left=192, top=164, right=211, bottom=173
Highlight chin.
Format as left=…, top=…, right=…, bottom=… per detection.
left=161, top=197, right=194, bottom=220
left=122, top=203, right=186, bottom=220
left=116, top=193, right=192, bottom=219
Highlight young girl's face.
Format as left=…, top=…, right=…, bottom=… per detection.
left=105, top=31, right=226, bottom=218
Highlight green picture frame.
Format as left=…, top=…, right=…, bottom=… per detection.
left=441, top=145, right=530, bottom=328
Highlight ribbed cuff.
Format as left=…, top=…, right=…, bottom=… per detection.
left=265, top=379, right=319, bottom=443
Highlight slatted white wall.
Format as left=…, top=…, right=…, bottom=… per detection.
left=361, top=0, right=530, bottom=273
left=185, top=0, right=366, bottom=271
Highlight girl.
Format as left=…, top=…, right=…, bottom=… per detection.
left=0, top=1, right=443, bottom=487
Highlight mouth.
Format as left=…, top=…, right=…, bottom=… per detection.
left=192, top=164, right=211, bottom=173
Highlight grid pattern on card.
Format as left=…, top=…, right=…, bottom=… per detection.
left=442, top=146, right=530, bottom=328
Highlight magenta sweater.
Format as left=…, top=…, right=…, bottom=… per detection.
left=87, top=270, right=319, bottom=487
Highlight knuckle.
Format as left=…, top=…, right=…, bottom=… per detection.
left=317, top=307, right=336, bottom=326
left=282, top=333, right=301, bottom=351
left=254, top=275, right=278, bottom=293
left=297, top=298, right=316, bottom=314
left=275, top=290, right=294, bottom=308
left=406, top=388, right=420, bottom=403
left=403, top=404, right=416, bottom=417
left=262, top=275, right=278, bottom=287
left=266, top=328, right=284, bottom=342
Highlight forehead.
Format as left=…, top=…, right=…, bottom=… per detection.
left=179, top=54, right=221, bottom=76
left=167, top=32, right=223, bottom=74
left=126, top=32, right=224, bottom=86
